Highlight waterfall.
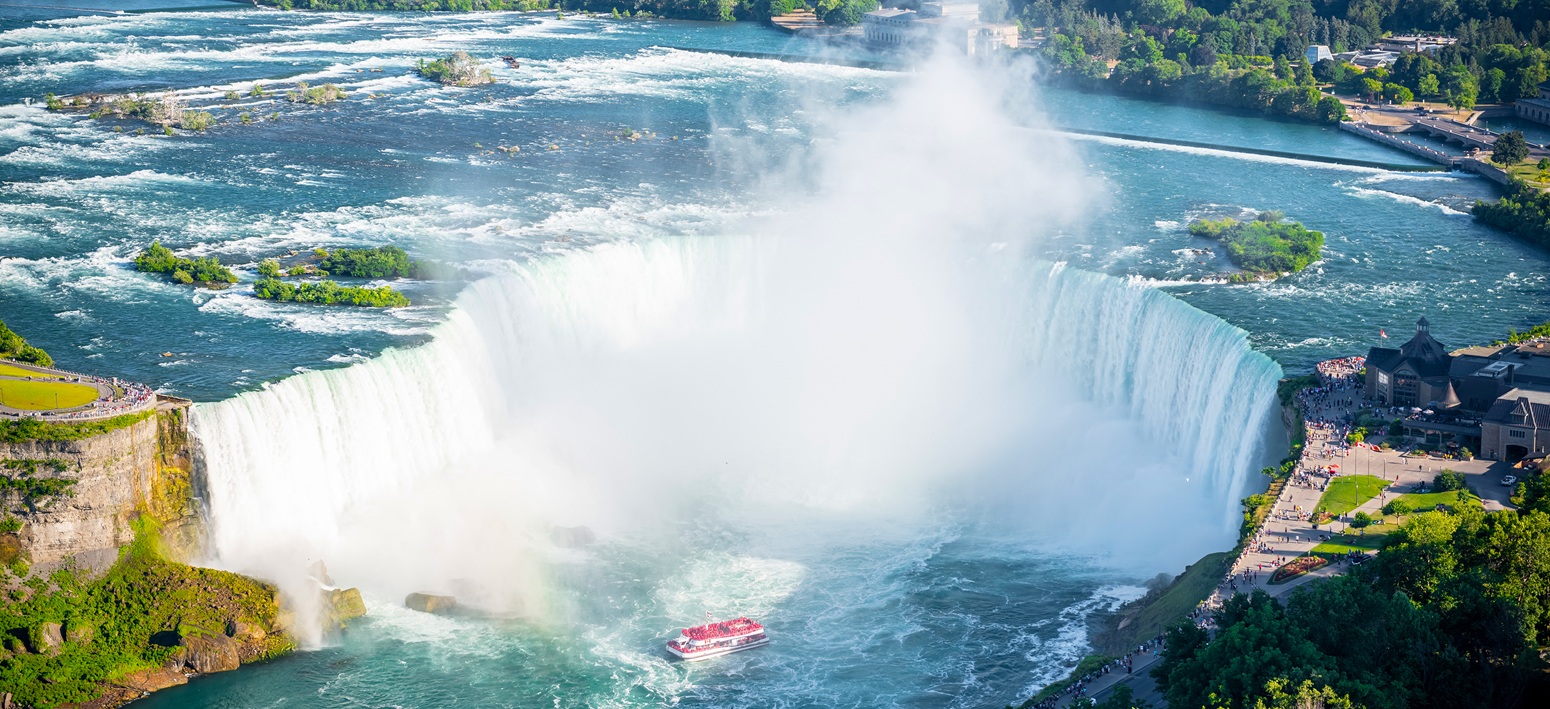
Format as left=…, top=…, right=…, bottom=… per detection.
left=191, top=236, right=1283, bottom=607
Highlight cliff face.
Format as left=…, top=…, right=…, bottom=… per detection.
left=0, top=401, right=203, bottom=566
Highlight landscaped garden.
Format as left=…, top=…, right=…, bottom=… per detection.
left=1270, top=554, right=1330, bottom=584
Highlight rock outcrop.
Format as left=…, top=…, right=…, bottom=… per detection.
left=405, top=592, right=457, bottom=614
left=174, top=632, right=241, bottom=674
left=325, top=587, right=368, bottom=629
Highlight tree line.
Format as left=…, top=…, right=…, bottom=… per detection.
left=1154, top=501, right=1550, bottom=708
left=0, top=321, right=52, bottom=368
left=1027, top=0, right=1550, bottom=125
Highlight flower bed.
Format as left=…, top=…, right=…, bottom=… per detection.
left=1270, top=555, right=1330, bottom=584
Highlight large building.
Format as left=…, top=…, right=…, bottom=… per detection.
left=1365, top=317, right=1455, bottom=409
left=1366, top=317, right=1550, bottom=460
left=1482, top=389, right=1550, bottom=461
left=860, top=2, right=1016, bottom=55
left=1516, top=80, right=1550, bottom=126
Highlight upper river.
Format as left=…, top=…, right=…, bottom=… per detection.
left=1, top=5, right=1548, bottom=708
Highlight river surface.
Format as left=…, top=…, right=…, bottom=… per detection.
left=1, top=6, right=1547, bottom=708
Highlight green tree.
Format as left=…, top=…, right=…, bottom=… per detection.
left=1316, top=95, right=1347, bottom=123
left=1132, top=0, right=1184, bottom=25
left=1418, top=73, right=1440, bottom=98
left=1493, top=130, right=1531, bottom=166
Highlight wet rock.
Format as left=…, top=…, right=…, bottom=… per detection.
left=226, top=619, right=266, bottom=642
left=550, top=525, right=596, bottom=548
left=307, top=559, right=334, bottom=586
left=405, top=592, right=457, bottom=615
left=177, top=632, right=240, bottom=674
left=324, top=588, right=367, bottom=630
left=115, top=667, right=188, bottom=692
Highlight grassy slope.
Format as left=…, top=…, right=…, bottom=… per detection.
left=1314, top=475, right=1388, bottom=517
left=0, top=529, right=293, bottom=707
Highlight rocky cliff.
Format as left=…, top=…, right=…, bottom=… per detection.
left=0, top=399, right=203, bottom=568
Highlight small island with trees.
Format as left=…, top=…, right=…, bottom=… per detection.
left=133, top=242, right=238, bottom=287
left=131, top=243, right=431, bottom=308
left=1188, top=211, right=1324, bottom=282
left=417, top=52, right=495, bottom=87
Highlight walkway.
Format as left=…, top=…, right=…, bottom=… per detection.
left=1059, top=357, right=1514, bottom=708
left=0, top=358, right=155, bottom=422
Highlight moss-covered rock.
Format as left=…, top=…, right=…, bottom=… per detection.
left=0, top=525, right=295, bottom=707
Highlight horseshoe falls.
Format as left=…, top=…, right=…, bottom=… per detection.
left=12, top=6, right=1541, bottom=709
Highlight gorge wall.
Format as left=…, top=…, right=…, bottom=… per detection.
left=0, top=400, right=203, bottom=569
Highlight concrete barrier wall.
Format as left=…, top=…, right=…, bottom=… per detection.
left=1339, top=121, right=1458, bottom=167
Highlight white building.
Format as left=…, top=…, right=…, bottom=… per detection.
left=1517, top=80, right=1550, bottom=126
left=1305, top=45, right=1332, bottom=65
left=861, top=2, right=1016, bottom=54
left=861, top=7, right=917, bottom=47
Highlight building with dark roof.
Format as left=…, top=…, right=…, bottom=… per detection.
left=1365, top=317, right=1456, bottom=408
left=1482, top=389, right=1550, bottom=461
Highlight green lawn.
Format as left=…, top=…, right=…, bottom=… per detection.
left=1312, top=533, right=1387, bottom=555
left=1393, top=490, right=1481, bottom=514
left=1506, top=162, right=1550, bottom=189
left=1315, top=475, right=1389, bottom=517
left=0, top=378, right=98, bottom=410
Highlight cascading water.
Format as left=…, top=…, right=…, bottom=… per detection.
left=192, top=234, right=1282, bottom=599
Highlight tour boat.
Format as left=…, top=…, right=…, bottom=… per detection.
left=665, top=616, right=769, bottom=661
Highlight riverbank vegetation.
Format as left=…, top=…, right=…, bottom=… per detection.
left=0, top=321, right=53, bottom=369
left=1153, top=504, right=1550, bottom=708
left=1188, top=212, right=1324, bottom=280
left=286, top=82, right=346, bottom=106
left=1024, top=0, right=1550, bottom=125
left=0, top=412, right=153, bottom=445
left=0, top=521, right=294, bottom=708
left=1474, top=178, right=1550, bottom=247
left=253, top=277, right=410, bottom=307
left=133, top=242, right=238, bottom=287
left=417, top=52, right=494, bottom=86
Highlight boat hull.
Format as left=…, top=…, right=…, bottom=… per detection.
left=666, top=634, right=770, bottom=661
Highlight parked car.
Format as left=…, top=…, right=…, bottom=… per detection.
left=1502, top=475, right=1518, bottom=486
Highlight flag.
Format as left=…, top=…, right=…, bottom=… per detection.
left=1380, top=328, right=1388, bottom=339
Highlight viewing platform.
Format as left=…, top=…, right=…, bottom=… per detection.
left=0, top=358, right=159, bottom=422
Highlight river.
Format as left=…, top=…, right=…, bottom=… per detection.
left=0, top=6, right=1544, bottom=708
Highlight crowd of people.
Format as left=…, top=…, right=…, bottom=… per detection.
left=0, top=366, right=154, bottom=421
left=1023, top=636, right=1167, bottom=709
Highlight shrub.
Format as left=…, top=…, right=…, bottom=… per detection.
left=1434, top=470, right=1466, bottom=492
left=0, top=516, right=20, bottom=534
left=1190, top=215, right=1324, bottom=277
left=1351, top=511, right=1373, bottom=528
left=253, top=277, right=410, bottom=307
left=224, top=90, right=239, bottom=100
left=250, top=83, right=266, bottom=97
left=318, top=245, right=418, bottom=278
left=257, top=259, right=282, bottom=278
left=178, top=110, right=214, bottom=131
left=286, top=82, right=346, bottom=105
left=0, top=320, right=53, bottom=368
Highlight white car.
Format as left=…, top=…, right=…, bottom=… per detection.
left=1502, top=475, right=1518, bottom=486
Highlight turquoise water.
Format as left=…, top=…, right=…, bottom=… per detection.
left=1, top=7, right=1546, bottom=708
